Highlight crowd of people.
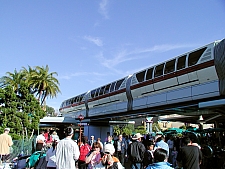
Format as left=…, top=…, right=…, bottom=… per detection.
left=34, top=127, right=204, bottom=169
left=0, top=126, right=224, bottom=169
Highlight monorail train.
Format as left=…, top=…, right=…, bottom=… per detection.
left=59, top=38, right=225, bottom=119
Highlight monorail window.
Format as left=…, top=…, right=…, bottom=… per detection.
left=71, top=97, right=75, bottom=104
left=154, top=63, right=164, bottom=78
left=177, top=55, right=186, bottom=70
left=104, top=84, right=111, bottom=94
left=98, top=86, right=105, bottom=96
left=95, top=88, right=100, bottom=97
left=69, top=100, right=72, bottom=105
left=188, top=47, right=207, bottom=66
left=75, top=97, right=79, bottom=103
left=115, top=79, right=125, bottom=90
left=91, top=90, right=96, bottom=98
left=164, top=59, right=175, bottom=74
left=78, top=94, right=84, bottom=102
left=136, top=70, right=146, bottom=82
left=146, top=68, right=153, bottom=80
left=110, top=82, right=116, bottom=92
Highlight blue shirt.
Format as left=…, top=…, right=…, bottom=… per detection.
left=146, top=162, right=173, bottom=169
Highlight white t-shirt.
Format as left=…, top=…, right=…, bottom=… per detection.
left=56, top=138, right=80, bottom=169
left=36, top=134, right=46, bottom=144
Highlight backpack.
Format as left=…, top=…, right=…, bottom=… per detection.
left=79, top=144, right=91, bottom=162
left=26, top=151, right=45, bottom=168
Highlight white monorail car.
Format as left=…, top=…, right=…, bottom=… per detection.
left=59, top=38, right=225, bottom=118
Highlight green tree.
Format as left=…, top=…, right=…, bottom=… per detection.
left=29, top=65, right=61, bottom=105
left=0, top=65, right=61, bottom=106
left=135, top=125, right=147, bottom=135
left=0, top=83, right=46, bottom=140
left=46, top=105, right=55, bottom=116
left=152, top=122, right=161, bottom=132
left=113, top=124, right=134, bottom=136
left=0, top=69, right=24, bottom=91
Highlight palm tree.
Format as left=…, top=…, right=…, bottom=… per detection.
left=0, top=69, right=24, bottom=91
left=0, top=65, right=61, bottom=106
left=21, top=66, right=37, bottom=94
left=30, top=65, right=61, bottom=105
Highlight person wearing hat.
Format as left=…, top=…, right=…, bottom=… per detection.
left=127, top=133, right=146, bottom=169
left=56, top=127, right=80, bottom=169
left=0, top=128, right=13, bottom=163
left=100, top=144, right=124, bottom=169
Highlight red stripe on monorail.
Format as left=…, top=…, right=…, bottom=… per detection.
left=130, top=60, right=214, bottom=90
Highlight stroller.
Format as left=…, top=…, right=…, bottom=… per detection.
left=25, top=151, right=46, bottom=169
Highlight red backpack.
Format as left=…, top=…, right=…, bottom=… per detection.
left=79, top=144, right=91, bottom=162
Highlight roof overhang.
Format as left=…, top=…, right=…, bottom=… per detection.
left=40, top=117, right=77, bottom=124
left=109, top=121, right=135, bottom=124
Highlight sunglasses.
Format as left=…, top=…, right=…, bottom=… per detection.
left=93, top=146, right=99, bottom=148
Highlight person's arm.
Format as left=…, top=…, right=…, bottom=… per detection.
left=46, top=150, right=49, bottom=162
left=85, top=150, right=98, bottom=164
left=73, top=142, right=80, bottom=161
left=8, top=136, right=13, bottom=146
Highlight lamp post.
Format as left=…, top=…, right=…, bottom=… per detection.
left=78, top=114, right=84, bottom=146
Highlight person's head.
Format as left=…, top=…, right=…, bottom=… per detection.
left=102, top=144, right=115, bottom=166
left=52, top=131, right=57, bottom=135
left=4, top=128, right=10, bottom=134
left=97, top=138, right=101, bottom=142
left=91, top=135, right=94, bottom=140
left=65, top=127, right=74, bottom=137
left=107, top=135, right=112, bottom=142
left=182, top=136, right=191, bottom=146
left=118, top=134, right=123, bottom=141
left=92, top=142, right=101, bottom=152
left=82, top=136, right=88, bottom=144
left=104, top=144, right=115, bottom=156
left=155, top=134, right=162, bottom=141
left=146, top=141, right=155, bottom=151
left=52, top=138, right=60, bottom=151
left=132, top=133, right=143, bottom=141
left=40, top=130, right=45, bottom=135
left=154, top=148, right=168, bottom=162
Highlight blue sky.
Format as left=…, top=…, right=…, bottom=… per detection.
left=1, top=0, right=225, bottom=112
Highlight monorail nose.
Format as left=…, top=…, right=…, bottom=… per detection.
left=214, top=38, right=225, bottom=94
left=214, top=38, right=225, bottom=60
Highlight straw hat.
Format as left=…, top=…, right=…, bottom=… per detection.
left=132, top=133, right=143, bottom=140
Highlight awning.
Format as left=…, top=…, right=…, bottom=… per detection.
left=40, top=117, right=77, bottom=124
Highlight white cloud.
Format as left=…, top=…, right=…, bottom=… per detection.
left=84, top=36, right=103, bottom=47
left=97, top=43, right=197, bottom=69
left=99, top=0, right=109, bottom=19
left=58, top=71, right=106, bottom=80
